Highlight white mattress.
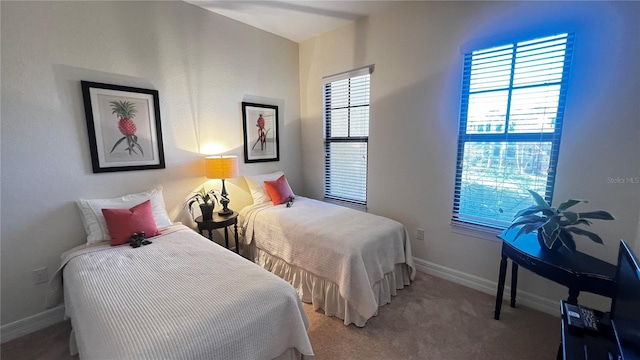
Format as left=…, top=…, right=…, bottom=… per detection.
left=240, top=197, right=415, bottom=326
left=47, top=224, right=313, bottom=360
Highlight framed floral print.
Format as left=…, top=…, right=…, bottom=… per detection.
left=81, top=81, right=165, bottom=173
left=241, top=102, right=279, bottom=163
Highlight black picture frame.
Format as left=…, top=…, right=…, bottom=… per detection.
left=81, top=81, right=165, bottom=173
left=242, top=102, right=280, bottom=163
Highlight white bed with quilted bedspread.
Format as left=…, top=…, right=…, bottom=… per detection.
left=47, top=224, right=313, bottom=360
left=240, top=196, right=416, bottom=327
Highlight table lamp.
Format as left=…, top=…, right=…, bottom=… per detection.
left=205, top=155, right=239, bottom=215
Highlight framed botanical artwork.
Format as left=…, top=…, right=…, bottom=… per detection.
left=81, top=81, right=165, bottom=173
left=242, top=102, right=279, bottom=163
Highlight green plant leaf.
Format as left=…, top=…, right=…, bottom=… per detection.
left=541, top=216, right=559, bottom=235
left=513, top=223, right=541, bottom=240
left=206, top=190, right=219, bottom=205
left=558, top=228, right=576, bottom=252
left=544, top=227, right=561, bottom=249
left=133, top=142, right=144, bottom=156
left=514, top=205, right=540, bottom=218
left=185, top=199, right=199, bottom=216
left=567, top=227, right=604, bottom=244
left=578, top=211, right=615, bottom=220
left=513, top=206, right=555, bottom=219
left=541, top=216, right=561, bottom=248
left=559, top=219, right=592, bottom=227
left=110, top=136, right=127, bottom=153
left=528, top=190, right=551, bottom=209
left=129, top=138, right=138, bottom=154
left=507, top=215, right=547, bottom=230
left=557, top=199, right=583, bottom=211
left=562, top=211, right=579, bottom=224
left=513, top=205, right=545, bottom=219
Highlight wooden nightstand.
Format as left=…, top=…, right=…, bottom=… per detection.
left=195, top=211, right=239, bottom=254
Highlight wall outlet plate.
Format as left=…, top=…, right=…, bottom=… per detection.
left=416, top=228, right=425, bottom=240
left=32, top=267, right=48, bottom=284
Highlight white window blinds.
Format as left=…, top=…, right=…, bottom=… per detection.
left=322, top=66, right=373, bottom=205
left=452, top=33, right=574, bottom=229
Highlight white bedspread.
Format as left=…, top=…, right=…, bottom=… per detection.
left=47, top=224, right=313, bottom=360
left=240, top=197, right=416, bottom=323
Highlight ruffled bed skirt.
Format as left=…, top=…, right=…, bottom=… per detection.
left=69, top=327, right=305, bottom=360
left=250, top=245, right=412, bottom=327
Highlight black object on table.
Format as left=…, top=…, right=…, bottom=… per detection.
left=558, top=300, right=620, bottom=360
left=195, top=211, right=239, bottom=254
left=494, top=228, right=616, bottom=320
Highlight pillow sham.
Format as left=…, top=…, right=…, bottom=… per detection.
left=264, top=175, right=295, bottom=205
left=76, top=187, right=171, bottom=244
left=244, top=171, right=287, bottom=204
left=102, top=200, right=160, bottom=246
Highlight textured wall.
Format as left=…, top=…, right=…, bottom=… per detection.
left=1, top=1, right=300, bottom=325
left=300, top=1, right=640, bottom=310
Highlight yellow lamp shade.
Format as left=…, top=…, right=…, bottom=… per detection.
left=205, top=156, right=239, bottom=179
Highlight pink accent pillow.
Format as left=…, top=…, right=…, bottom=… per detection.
left=102, top=200, right=160, bottom=246
left=264, top=175, right=295, bottom=205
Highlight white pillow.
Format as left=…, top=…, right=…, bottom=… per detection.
left=244, top=171, right=287, bottom=204
left=76, top=187, right=172, bottom=244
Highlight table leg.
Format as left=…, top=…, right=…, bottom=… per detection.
left=234, top=223, right=239, bottom=254
left=224, top=227, right=229, bottom=249
left=510, top=262, right=518, bottom=308
left=494, top=253, right=508, bottom=320
left=567, top=287, right=579, bottom=305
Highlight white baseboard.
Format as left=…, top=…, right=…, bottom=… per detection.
left=413, top=257, right=559, bottom=317
left=1, top=305, right=65, bottom=343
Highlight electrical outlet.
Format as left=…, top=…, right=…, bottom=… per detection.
left=32, top=267, right=48, bottom=285
left=416, top=228, right=425, bottom=241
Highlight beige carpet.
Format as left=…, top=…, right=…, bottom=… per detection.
left=1, top=272, right=559, bottom=360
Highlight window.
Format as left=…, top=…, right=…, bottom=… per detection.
left=322, top=66, right=373, bottom=206
left=452, top=33, right=574, bottom=229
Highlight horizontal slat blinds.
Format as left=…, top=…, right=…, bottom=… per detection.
left=323, top=66, right=372, bottom=205
left=452, top=33, right=574, bottom=229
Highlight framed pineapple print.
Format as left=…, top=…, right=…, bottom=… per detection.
left=81, top=81, right=165, bottom=173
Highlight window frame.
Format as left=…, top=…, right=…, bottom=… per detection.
left=322, top=66, right=373, bottom=207
left=452, top=33, right=575, bottom=230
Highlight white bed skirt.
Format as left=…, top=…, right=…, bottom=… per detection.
left=250, top=246, right=412, bottom=327
left=69, top=329, right=306, bottom=360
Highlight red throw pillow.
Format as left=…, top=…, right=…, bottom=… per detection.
left=264, top=175, right=295, bottom=205
left=102, top=200, right=160, bottom=246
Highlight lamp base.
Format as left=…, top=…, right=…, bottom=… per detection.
left=218, top=197, right=232, bottom=216
left=218, top=209, right=233, bottom=216
left=218, top=179, right=233, bottom=216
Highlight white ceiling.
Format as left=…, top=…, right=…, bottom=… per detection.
left=185, top=1, right=399, bottom=43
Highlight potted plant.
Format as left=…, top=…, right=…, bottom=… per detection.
left=507, top=190, right=614, bottom=252
left=184, top=187, right=219, bottom=221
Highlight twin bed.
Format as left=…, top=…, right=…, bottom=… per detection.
left=240, top=196, right=415, bottom=327
left=240, top=171, right=415, bottom=327
left=48, top=224, right=313, bottom=360
left=50, top=176, right=415, bottom=358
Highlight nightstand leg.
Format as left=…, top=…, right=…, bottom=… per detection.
left=510, top=262, right=518, bottom=308
left=224, top=227, right=229, bottom=249
left=234, top=223, right=239, bottom=254
left=495, top=254, right=508, bottom=320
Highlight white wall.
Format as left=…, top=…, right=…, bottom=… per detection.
left=1, top=1, right=300, bottom=325
left=300, top=1, right=640, bottom=310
